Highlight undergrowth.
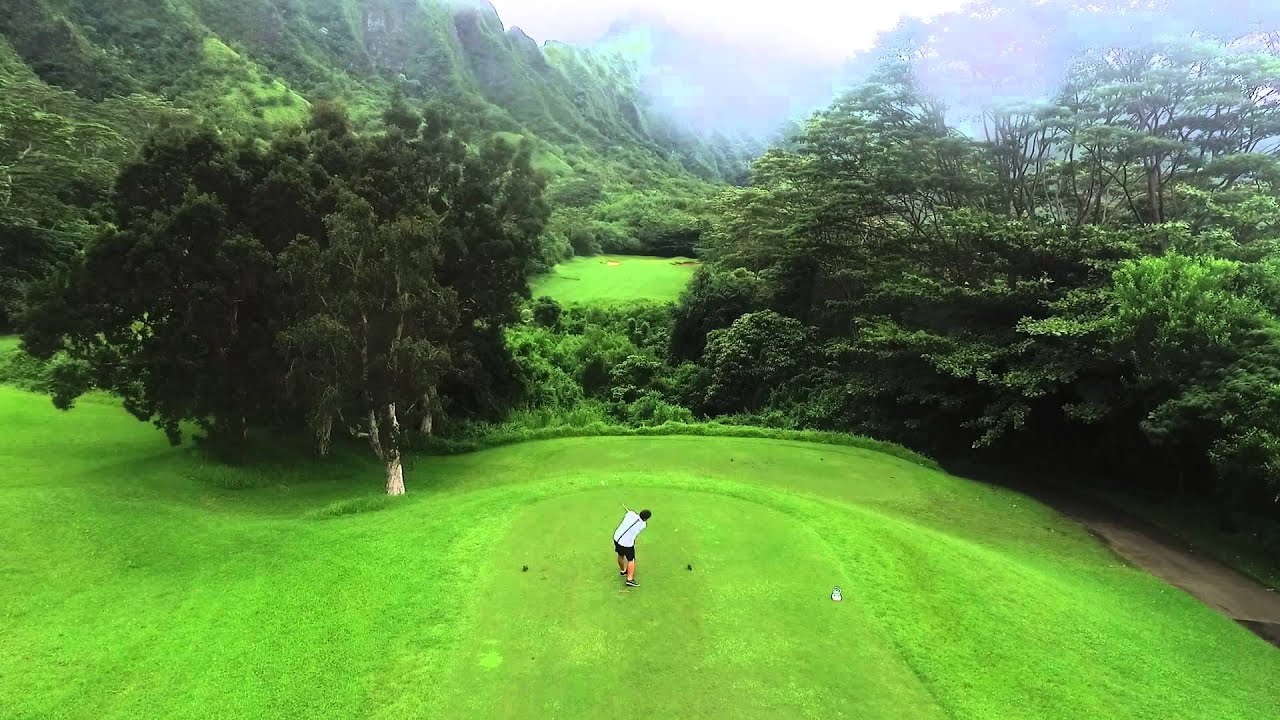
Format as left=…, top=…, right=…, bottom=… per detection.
left=0, top=339, right=47, bottom=392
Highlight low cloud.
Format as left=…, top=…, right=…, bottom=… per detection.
left=488, top=0, right=970, bottom=62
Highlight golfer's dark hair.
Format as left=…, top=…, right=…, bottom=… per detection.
left=639, top=509, right=652, bottom=520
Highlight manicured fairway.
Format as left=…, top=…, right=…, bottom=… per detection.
left=531, top=255, right=698, bottom=304
left=1, top=386, right=1278, bottom=719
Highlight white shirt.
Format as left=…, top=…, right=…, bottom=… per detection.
left=613, top=511, right=647, bottom=547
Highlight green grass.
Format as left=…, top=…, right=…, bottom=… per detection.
left=493, top=131, right=574, bottom=178
left=1, top=386, right=1278, bottom=719
left=420, top=410, right=942, bottom=470
left=199, top=38, right=309, bottom=127
left=531, top=255, right=699, bottom=305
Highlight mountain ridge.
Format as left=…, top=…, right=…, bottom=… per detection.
left=0, top=0, right=783, bottom=328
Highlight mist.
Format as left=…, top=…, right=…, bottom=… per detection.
left=489, top=0, right=969, bottom=63
left=874, top=0, right=1280, bottom=119
left=491, top=0, right=1280, bottom=139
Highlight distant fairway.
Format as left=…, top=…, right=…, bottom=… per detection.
left=532, top=255, right=698, bottom=304
left=2, top=386, right=1278, bottom=719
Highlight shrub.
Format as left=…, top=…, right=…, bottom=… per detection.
left=569, top=228, right=601, bottom=256
left=702, top=311, right=817, bottom=414
left=0, top=345, right=50, bottom=392
left=549, top=177, right=604, bottom=208
left=536, top=231, right=574, bottom=270
left=610, top=393, right=695, bottom=426
left=531, top=296, right=563, bottom=328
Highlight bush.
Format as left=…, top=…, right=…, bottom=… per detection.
left=667, top=361, right=711, bottom=412
left=610, top=393, right=695, bottom=426
left=531, top=296, right=562, bottom=328
left=534, top=230, right=573, bottom=272
left=575, top=325, right=641, bottom=396
left=0, top=344, right=50, bottom=392
left=506, top=326, right=588, bottom=408
left=548, top=177, right=604, bottom=208
left=569, top=228, right=601, bottom=256
left=718, top=407, right=803, bottom=430
left=672, top=267, right=771, bottom=359
left=702, top=311, right=817, bottom=414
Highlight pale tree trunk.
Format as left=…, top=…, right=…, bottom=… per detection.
left=418, top=387, right=437, bottom=436
left=384, top=403, right=405, bottom=496
left=366, top=407, right=383, bottom=460
left=1144, top=155, right=1165, bottom=225
left=386, top=454, right=405, bottom=496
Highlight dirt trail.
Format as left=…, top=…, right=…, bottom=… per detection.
left=1038, top=491, right=1280, bottom=647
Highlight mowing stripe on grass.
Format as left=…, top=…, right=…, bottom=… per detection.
left=1, top=387, right=1278, bottom=719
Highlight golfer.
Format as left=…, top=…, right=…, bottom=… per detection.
left=613, top=505, right=651, bottom=587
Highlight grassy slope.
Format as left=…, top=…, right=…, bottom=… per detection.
left=198, top=37, right=310, bottom=126
left=531, top=255, right=699, bottom=305
left=1, top=386, right=1277, bottom=719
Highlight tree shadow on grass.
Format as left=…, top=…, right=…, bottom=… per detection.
left=177, top=431, right=392, bottom=515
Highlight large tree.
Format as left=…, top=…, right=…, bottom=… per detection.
left=690, top=36, right=1280, bottom=525
left=24, top=100, right=548, bottom=493
left=279, top=191, right=457, bottom=494
left=21, top=130, right=285, bottom=443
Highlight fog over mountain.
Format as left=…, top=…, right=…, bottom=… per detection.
left=488, top=0, right=970, bottom=62
left=493, top=0, right=1280, bottom=139
left=485, top=0, right=967, bottom=137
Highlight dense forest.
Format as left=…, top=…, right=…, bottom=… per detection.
left=508, top=24, right=1280, bottom=548
left=4, top=1, right=1280, bottom=548
left=1, top=0, right=761, bottom=330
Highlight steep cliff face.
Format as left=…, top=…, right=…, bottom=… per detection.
left=0, top=0, right=765, bottom=330
left=0, top=0, right=741, bottom=178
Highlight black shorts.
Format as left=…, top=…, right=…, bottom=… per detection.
left=614, top=541, right=636, bottom=561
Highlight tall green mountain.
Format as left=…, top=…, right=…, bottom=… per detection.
left=0, top=0, right=761, bottom=328
left=1, top=0, right=746, bottom=165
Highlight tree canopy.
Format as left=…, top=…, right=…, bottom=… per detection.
left=24, top=100, right=549, bottom=493
left=683, top=37, right=1280, bottom=519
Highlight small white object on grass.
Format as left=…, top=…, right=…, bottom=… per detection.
left=831, top=587, right=842, bottom=602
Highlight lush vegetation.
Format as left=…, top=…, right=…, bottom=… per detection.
left=2, top=386, right=1277, bottom=719
left=21, top=97, right=548, bottom=494
left=3, top=1, right=1280, bottom=715
left=7, top=2, right=1279, bottom=553
left=671, top=41, right=1280, bottom=547
left=475, top=32, right=1280, bottom=558
left=530, top=255, right=699, bottom=305
left=0, top=0, right=736, bottom=330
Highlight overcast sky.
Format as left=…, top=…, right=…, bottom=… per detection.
left=487, top=0, right=973, bottom=63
